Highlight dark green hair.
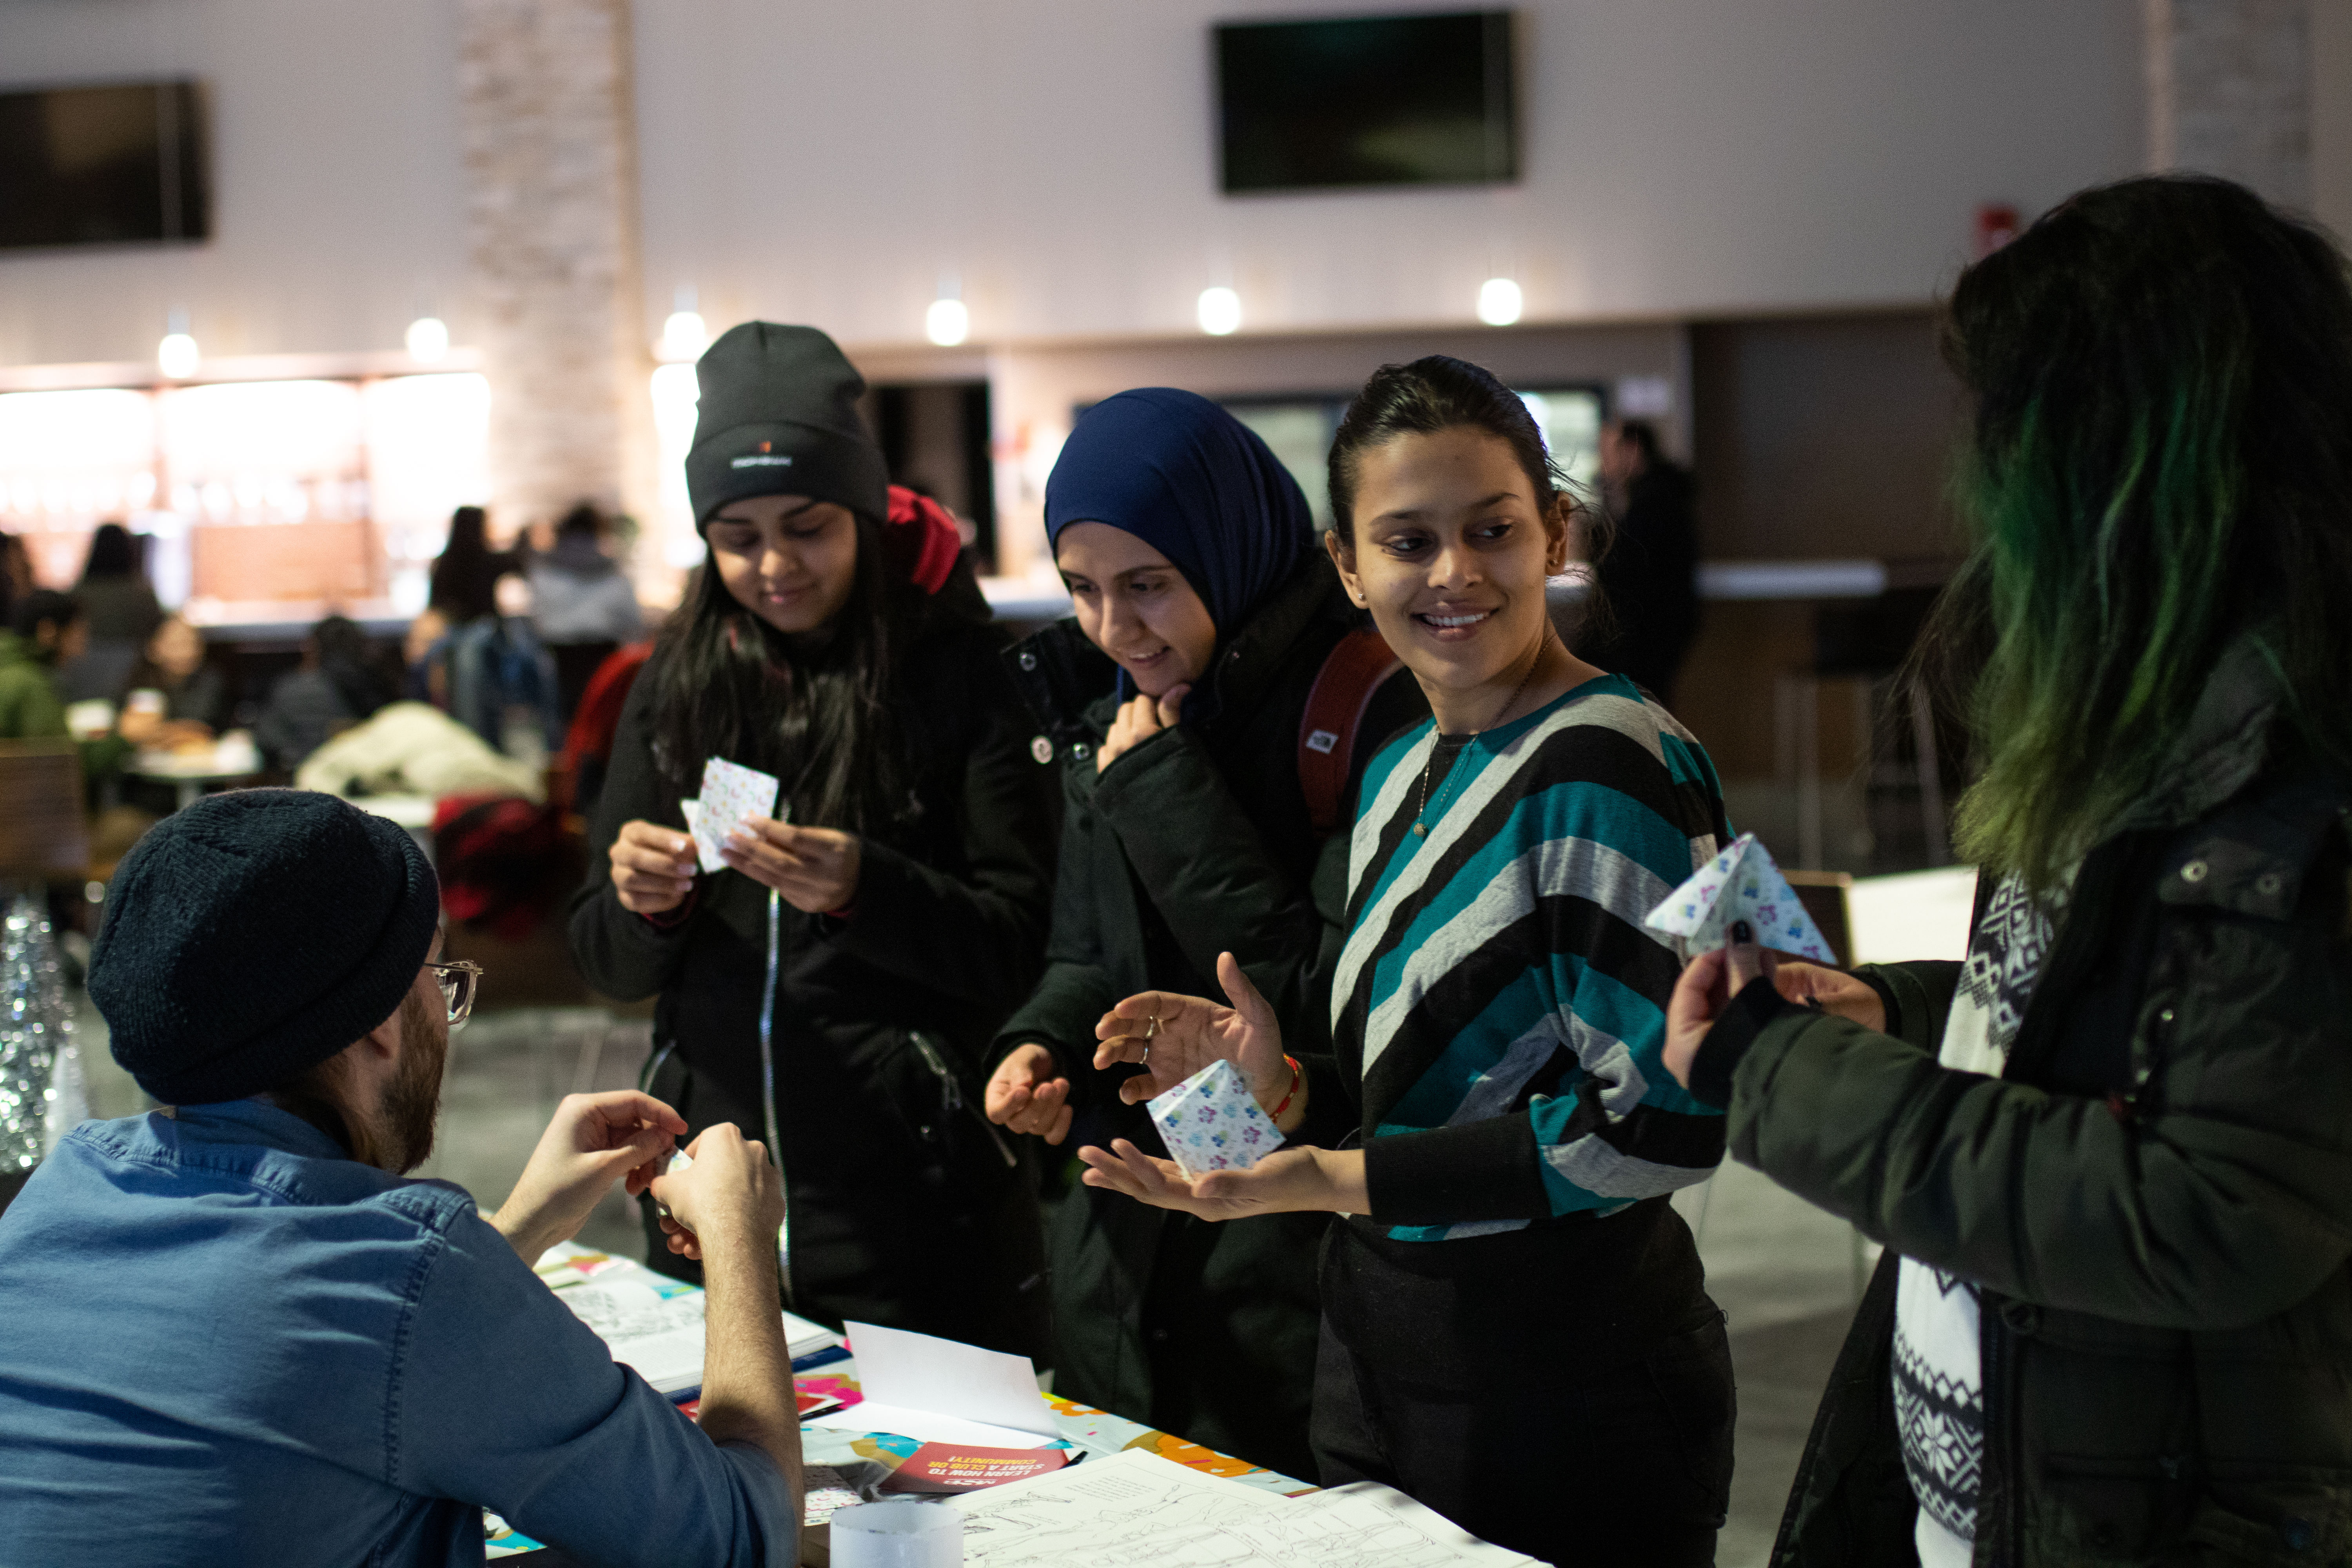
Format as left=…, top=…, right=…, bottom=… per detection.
left=1931, top=174, right=2352, bottom=894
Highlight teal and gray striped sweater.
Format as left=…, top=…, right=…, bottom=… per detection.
left=1332, top=673, right=1732, bottom=1241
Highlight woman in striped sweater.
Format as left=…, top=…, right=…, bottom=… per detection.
left=1076, top=356, right=1738, bottom=1566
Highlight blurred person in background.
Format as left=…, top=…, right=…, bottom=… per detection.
left=529, top=501, right=644, bottom=722
left=1664, top=175, right=2352, bottom=1568
left=119, top=613, right=229, bottom=748
left=74, top=522, right=162, bottom=644
left=980, top=388, right=1422, bottom=1480
left=0, top=588, right=89, bottom=741
left=0, top=531, right=31, bottom=628
left=1582, top=419, right=1699, bottom=706
left=570, top=323, right=1056, bottom=1357
left=64, top=522, right=163, bottom=705
left=402, top=605, right=451, bottom=704
left=255, top=614, right=397, bottom=771
left=427, top=506, right=514, bottom=628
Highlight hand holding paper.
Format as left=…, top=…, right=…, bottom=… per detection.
left=1644, top=833, right=1838, bottom=963
left=688, top=757, right=782, bottom=873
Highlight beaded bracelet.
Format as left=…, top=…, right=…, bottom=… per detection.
left=1269, top=1055, right=1303, bottom=1120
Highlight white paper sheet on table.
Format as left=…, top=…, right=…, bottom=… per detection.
left=950, top=1450, right=1536, bottom=1566
left=804, top=1321, right=1061, bottom=1450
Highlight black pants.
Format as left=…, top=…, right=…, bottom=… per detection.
left=1310, top=1209, right=1735, bottom=1567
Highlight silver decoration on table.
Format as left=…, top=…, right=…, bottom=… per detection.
left=0, top=892, right=73, bottom=1171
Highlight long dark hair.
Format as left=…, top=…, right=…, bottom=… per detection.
left=80, top=522, right=140, bottom=583
left=1922, top=174, right=2352, bottom=894
left=650, top=513, right=916, bottom=838
left=1327, top=355, right=1611, bottom=639
left=429, top=506, right=507, bottom=624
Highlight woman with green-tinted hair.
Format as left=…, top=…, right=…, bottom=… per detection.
left=1662, top=174, right=2352, bottom=1566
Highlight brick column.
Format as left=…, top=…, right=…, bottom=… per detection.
left=456, top=0, right=655, bottom=540
left=2145, top=0, right=2312, bottom=207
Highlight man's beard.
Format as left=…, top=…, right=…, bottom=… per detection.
left=377, top=987, right=448, bottom=1175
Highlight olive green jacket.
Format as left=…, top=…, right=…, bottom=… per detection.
left=0, top=631, right=67, bottom=740
left=1696, top=639, right=2352, bottom=1566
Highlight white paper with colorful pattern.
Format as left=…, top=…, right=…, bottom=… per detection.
left=1147, top=1058, right=1282, bottom=1181
left=690, top=757, right=782, bottom=873
left=1644, top=831, right=1838, bottom=963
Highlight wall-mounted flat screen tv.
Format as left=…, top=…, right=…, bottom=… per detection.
left=0, top=80, right=210, bottom=251
left=1216, top=11, right=1516, bottom=194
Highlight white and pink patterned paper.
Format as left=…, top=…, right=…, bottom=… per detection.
left=1644, top=831, right=1838, bottom=963
left=1147, top=1058, right=1282, bottom=1181
left=688, top=757, right=782, bottom=874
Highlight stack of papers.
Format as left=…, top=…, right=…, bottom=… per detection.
left=951, top=1450, right=1536, bottom=1566
left=806, top=1321, right=1062, bottom=1449
left=534, top=1241, right=840, bottom=1396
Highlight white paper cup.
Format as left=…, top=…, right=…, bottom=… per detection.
left=828, top=1500, right=962, bottom=1568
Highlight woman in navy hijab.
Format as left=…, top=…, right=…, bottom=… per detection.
left=984, top=389, right=1423, bottom=1478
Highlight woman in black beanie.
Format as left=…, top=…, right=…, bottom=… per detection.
left=568, top=323, right=1056, bottom=1357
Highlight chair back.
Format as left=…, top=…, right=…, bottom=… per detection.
left=0, top=740, right=89, bottom=882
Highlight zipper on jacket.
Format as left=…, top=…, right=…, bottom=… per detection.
left=759, top=889, right=795, bottom=1307
left=909, top=1029, right=1018, bottom=1168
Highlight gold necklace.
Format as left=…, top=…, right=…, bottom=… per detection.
left=1412, top=633, right=1548, bottom=839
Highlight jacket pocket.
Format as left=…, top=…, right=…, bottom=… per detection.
left=2037, top=1453, right=2185, bottom=1561
left=2183, top=1466, right=2352, bottom=1565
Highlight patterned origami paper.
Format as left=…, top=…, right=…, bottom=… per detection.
left=1644, top=831, right=1839, bottom=964
left=689, top=757, right=782, bottom=873
left=1147, top=1058, right=1283, bottom=1182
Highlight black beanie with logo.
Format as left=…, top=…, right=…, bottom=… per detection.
left=685, top=323, right=891, bottom=529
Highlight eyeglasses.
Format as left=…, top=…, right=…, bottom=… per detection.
left=427, top=960, right=483, bottom=1027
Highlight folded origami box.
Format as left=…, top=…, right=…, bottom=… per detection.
left=1644, top=831, right=1839, bottom=964
left=1147, top=1059, right=1283, bottom=1182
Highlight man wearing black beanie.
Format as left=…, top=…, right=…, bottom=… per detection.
left=0, top=790, right=804, bottom=1566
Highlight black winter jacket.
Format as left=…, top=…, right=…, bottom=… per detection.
left=988, top=559, right=1424, bottom=1480
left=1693, top=639, right=2352, bottom=1567
left=568, top=561, right=1058, bottom=1358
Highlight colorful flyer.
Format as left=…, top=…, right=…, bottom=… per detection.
left=880, top=1443, right=1074, bottom=1494
left=1644, top=831, right=1838, bottom=963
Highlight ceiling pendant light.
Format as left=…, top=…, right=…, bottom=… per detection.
left=1476, top=277, right=1523, bottom=327
left=925, top=296, right=970, bottom=347
left=1196, top=286, right=1241, bottom=336
left=405, top=316, right=450, bottom=363
left=157, top=309, right=199, bottom=380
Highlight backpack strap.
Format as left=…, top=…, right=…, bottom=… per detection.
left=1299, top=628, right=1404, bottom=835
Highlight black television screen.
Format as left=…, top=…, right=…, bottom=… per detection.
left=0, top=80, right=210, bottom=251
left=1216, top=11, right=1516, bottom=194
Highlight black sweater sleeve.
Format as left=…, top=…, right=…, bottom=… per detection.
left=567, top=668, right=695, bottom=1003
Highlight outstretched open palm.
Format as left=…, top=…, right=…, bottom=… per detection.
left=1092, top=951, right=1289, bottom=1112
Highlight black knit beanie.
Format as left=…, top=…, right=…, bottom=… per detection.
left=91, top=789, right=442, bottom=1105
left=686, top=323, right=890, bottom=528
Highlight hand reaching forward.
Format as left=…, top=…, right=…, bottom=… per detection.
left=984, top=1043, right=1074, bottom=1145
left=1075, top=1139, right=1367, bottom=1222
left=1092, top=952, right=1302, bottom=1130
left=490, top=1091, right=687, bottom=1262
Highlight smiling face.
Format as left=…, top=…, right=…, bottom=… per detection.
left=1054, top=521, right=1218, bottom=699
left=705, top=494, right=862, bottom=637
left=1326, top=426, right=1568, bottom=716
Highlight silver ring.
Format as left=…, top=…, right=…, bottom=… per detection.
left=1141, top=1043, right=1151, bottom=1063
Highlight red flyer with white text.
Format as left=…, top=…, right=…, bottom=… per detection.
left=879, top=1443, right=1073, bottom=1493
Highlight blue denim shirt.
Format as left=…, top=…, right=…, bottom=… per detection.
left=0, top=1102, right=793, bottom=1566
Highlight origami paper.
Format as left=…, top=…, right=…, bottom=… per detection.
left=689, top=757, right=782, bottom=874
left=1147, top=1058, right=1283, bottom=1181
left=1644, top=832, right=1838, bottom=964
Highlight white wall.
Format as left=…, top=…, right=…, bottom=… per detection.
left=0, top=1, right=2146, bottom=375
left=0, top=0, right=466, bottom=368
left=632, top=0, right=2145, bottom=349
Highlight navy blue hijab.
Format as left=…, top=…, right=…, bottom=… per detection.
left=1044, top=388, right=1312, bottom=642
